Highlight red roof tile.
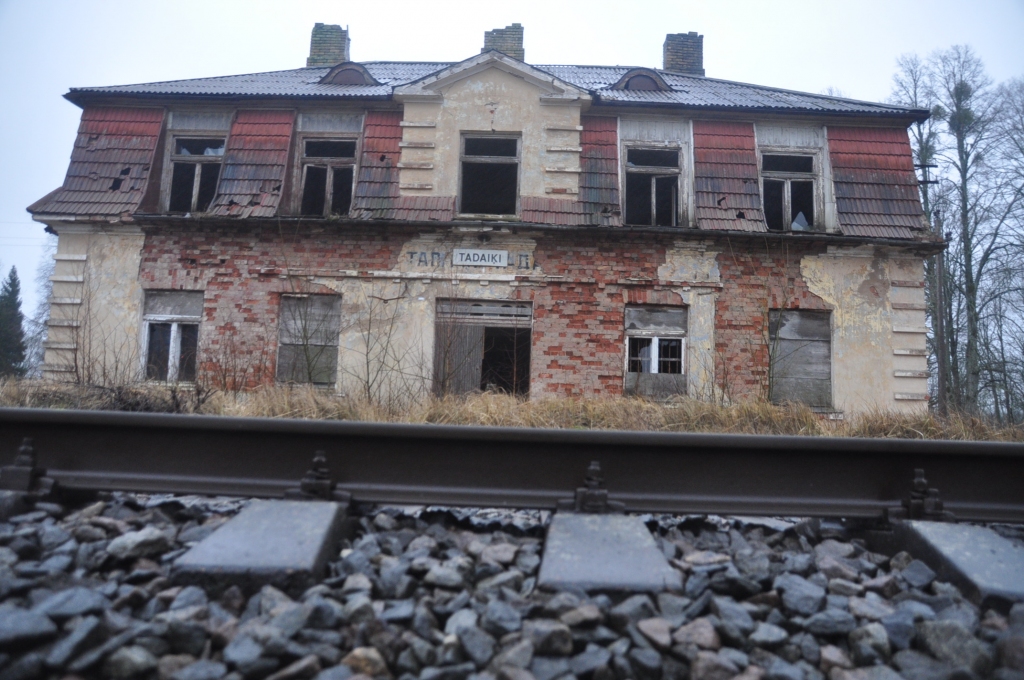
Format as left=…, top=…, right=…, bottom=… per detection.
left=693, top=120, right=765, bottom=231
left=28, top=107, right=164, bottom=217
left=827, top=126, right=926, bottom=239
left=578, top=116, right=620, bottom=225
left=352, top=110, right=402, bottom=219
left=207, top=110, right=294, bottom=218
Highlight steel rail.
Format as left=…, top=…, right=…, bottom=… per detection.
left=1, top=408, right=1023, bottom=522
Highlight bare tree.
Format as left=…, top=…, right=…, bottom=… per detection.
left=889, top=48, right=1024, bottom=419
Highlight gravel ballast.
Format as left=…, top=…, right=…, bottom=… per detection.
left=0, top=494, right=1022, bottom=680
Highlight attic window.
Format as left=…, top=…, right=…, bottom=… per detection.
left=611, top=69, right=671, bottom=92
left=460, top=135, right=519, bottom=216
left=319, top=63, right=381, bottom=86
left=760, top=154, right=817, bottom=231
left=299, top=138, right=357, bottom=217
left=167, top=137, right=225, bottom=213
left=625, top=148, right=680, bottom=226
left=327, top=69, right=368, bottom=85
left=625, top=75, right=660, bottom=91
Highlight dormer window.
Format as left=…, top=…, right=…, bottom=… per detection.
left=610, top=68, right=672, bottom=92
left=459, top=135, right=519, bottom=216
left=299, top=138, right=357, bottom=217
left=625, top=75, right=660, bottom=91
left=318, top=62, right=381, bottom=86
left=168, top=137, right=225, bottom=213
left=624, top=147, right=680, bottom=226
left=760, top=154, right=817, bottom=231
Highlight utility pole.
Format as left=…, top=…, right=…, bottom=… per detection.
left=916, top=162, right=946, bottom=416
left=934, top=211, right=948, bottom=417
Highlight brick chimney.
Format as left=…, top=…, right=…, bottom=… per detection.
left=663, top=32, right=704, bottom=76
left=307, top=23, right=350, bottom=67
left=482, top=23, right=525, bottom=62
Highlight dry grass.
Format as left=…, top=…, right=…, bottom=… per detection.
left=1, top=378, right=1021, bottom=441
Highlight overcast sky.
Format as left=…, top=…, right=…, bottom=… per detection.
left=1, top=0, right=1021, bottom=317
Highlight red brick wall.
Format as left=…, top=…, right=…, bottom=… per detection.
left=713, top=240, right=829, bottom=400
left=139, top=225, right=831, bottom=399
left=140, top=224, right=402, bottom=389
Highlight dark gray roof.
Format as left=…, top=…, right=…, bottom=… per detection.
left=68, top=61, right=924, bottom=118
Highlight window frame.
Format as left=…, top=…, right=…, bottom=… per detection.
left=622, top=143, right=683, bottom=227
left=623, top=305, right=688, bottom=390
left=757, top=148, right=822, bottom=232
left=292, top=134, right=360, bottom=218
left=161, top=133, right=227, bottom=214
left=767, top=309, right=833, bottom=409
left=140, top=292, right=203, bottom=384
left=457, top=133, right=521, bottom=218
left=275, top=293, right=342, bottom=388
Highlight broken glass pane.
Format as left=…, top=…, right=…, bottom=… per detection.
left=628, top=337, right=653, bottom=373
left=790, top=180, right=814, bottom=229
left=625, top=174, right=652, bottom=226
left=658, top=338, right=683, bottom=374
left=178, top=324, right=198, bottom=382
left=301, top=166, right=328, bottom=216
left=169, top=163, right=196, bottom=212
left=305, top=140, right=357, bottom=158
left=627, top=149, right=679, bottom=167
left=146, top=323, right=171, bottom=381
left=655, top=176, right=677, bottom=226
left=175, top=138, right=225, bottom=156
left=465, top=138, right=518, bottom=157
left=763, top=179, right=785, bottom=231
left=625, top=306, right=687, bottom=332
left=762, top=155, right=813, bottom=173
left=196, top=164, right=220, bottom=212
left=330, top=166, right=354, bottom=215
left=461, top=162, right=517, bottom=214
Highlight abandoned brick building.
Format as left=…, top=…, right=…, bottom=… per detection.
left=29, top=23, right=940, bottom=412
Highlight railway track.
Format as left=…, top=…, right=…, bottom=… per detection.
left=2, top=407, right=1023, bottom=522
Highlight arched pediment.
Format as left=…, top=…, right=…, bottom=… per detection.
left=394, top=51, right=589, bottom=103
left=319, top=62, right=381, bottom=86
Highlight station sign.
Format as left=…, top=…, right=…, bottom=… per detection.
left=452, top=249, right=510, bottom=266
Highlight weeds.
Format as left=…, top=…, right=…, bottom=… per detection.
left=1, top=378, right=1020, bottom=441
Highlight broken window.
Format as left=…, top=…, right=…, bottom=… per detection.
left=143, top=291, right=203, bottom=382
left=624, top=148, right=680, bottom=226
left=168, top=137, right=225, bottom=213
left=760, top=154, right=816, bottom=231
left=434, top=301, right=531, bottom=396
left=624, top=305, right=688, bottom=398
left=460, top=136, right=519, bottom=216
left=768, top=310, right=832, bottom=408
left=299, top=138, right=357, bottom=217
left=276, top=295, right=342, bottom=387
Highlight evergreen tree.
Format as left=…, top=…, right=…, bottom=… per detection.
left=0, top=267, right=27, bottom=377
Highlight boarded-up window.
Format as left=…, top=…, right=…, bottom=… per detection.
left=624, top=305, right=687, bottom=398
left=768, top=310, right=832, bottom=408
left=276, top=295, right=342, bottom=386
left=434, top=301, right=531, bottom=396
left=143, top=291, right=203, bottom=382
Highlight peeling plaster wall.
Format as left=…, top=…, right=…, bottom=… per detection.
left=129, top=221, right=929, bottom=413
left=658, top=243, right=720, bottom=399
left=43, top=227, right=144, bottom=383
left=399, top=67, right=582, bottom=201
left=801, top=247, right=928, bottom=413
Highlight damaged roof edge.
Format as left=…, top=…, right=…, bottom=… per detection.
left=34, top=213, right=941, bottom=251
left=62, top=89, right=928, bottom=125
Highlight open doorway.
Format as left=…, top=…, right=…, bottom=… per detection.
left=434, top=300, right=532, bottom=396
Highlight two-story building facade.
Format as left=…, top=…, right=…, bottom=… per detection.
left=29, top=24, right=940, bottom=413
